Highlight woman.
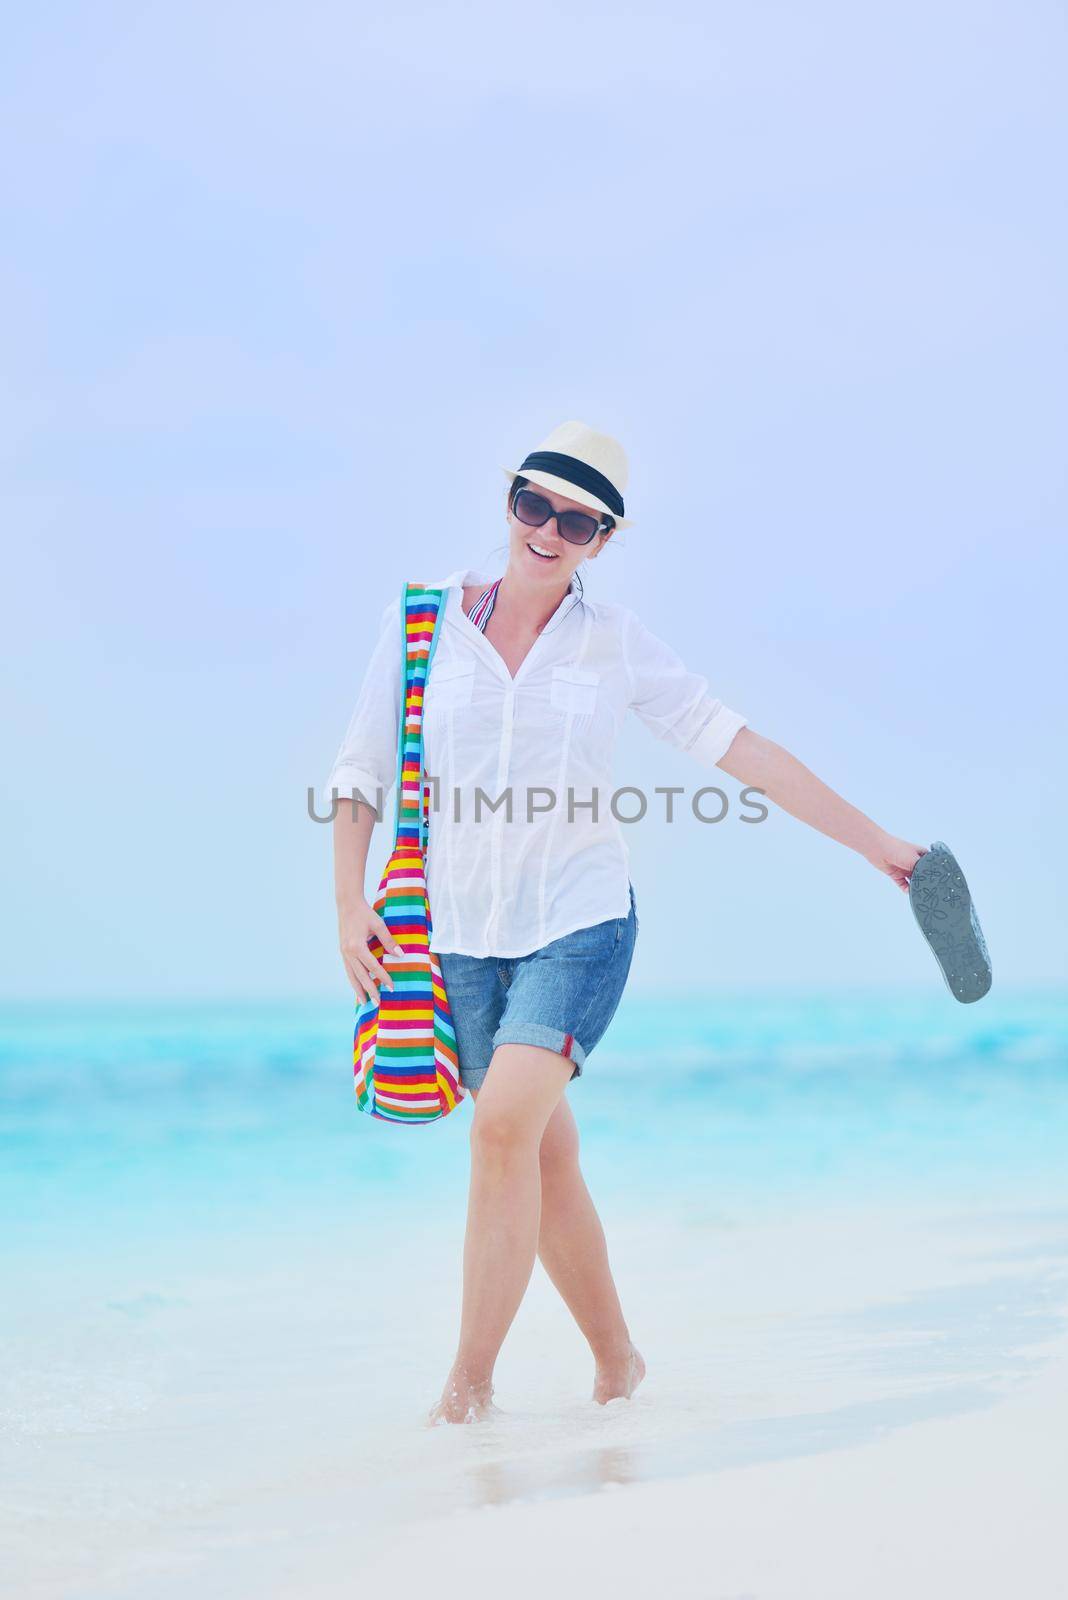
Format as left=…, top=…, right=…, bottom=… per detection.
left=327, top=420, right=925, bottom=1426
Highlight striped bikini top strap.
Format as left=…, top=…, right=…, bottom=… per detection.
left=466, top=576, right=502, bottom=632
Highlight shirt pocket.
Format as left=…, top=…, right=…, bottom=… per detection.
left=550, top=664, right=601, bottom=717
left=426, top=657, right=475, bottom=712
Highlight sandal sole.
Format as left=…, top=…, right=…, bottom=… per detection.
left=908, top=840, right=992, bottom=1003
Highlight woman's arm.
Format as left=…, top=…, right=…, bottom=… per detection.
left=326, top=591, right=406, bottom=1001
left=333, top=798, right=404, bottom=1003
left=717, top=728, right=925, bottom=892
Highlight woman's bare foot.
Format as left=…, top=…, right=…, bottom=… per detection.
left=593, top=1339, right=645, bottom=1404
left=426, top=1368, right=499, bottom=1426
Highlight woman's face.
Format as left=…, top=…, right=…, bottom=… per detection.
left=506, top=480, right=614, bottom=584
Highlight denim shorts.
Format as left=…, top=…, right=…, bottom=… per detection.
left=438, top=882, right=639, bottom=1089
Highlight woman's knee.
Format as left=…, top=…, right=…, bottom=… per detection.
left=470, top=1104, right=535, bottom=1165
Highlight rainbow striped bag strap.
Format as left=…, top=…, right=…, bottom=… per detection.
left=352, top=582, right=464, bottom=1124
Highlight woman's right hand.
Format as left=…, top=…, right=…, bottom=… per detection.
left=338, top=898, right=406, bottom=1004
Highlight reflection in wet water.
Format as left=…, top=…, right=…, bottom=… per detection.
left=469, top=1442, right=640, bottom=1508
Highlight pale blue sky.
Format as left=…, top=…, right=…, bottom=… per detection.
left=2, top=2, right=1064, bottom=1000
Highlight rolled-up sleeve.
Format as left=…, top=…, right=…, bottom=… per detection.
left=623, top=607, right=747, bottom=768
left=323, top=593, right=403, bottom=811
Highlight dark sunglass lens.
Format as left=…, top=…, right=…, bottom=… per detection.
left=558, top=512, right=600, bottom=544
left=514, top=489, right=552, bottom=526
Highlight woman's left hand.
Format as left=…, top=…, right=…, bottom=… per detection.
left=864, top=830, right=928, bottom=892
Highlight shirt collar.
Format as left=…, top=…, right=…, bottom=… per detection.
left=435, top=566, right=584, bottom=633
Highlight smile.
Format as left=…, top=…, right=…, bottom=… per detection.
left=527, top=541, right=559, bottom=561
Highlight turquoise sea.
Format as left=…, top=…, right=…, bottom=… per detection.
left=5, top=986, right=1067, bottom=1234
left=3, top=986, right=1067, bottom=1597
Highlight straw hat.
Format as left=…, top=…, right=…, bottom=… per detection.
left=501, top=419, right=632, bottom=530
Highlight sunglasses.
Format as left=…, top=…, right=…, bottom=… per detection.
left=512, top=487, right=611, bottom=547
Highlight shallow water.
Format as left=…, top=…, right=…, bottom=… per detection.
left=2, top=987, right=1067, bottom=1597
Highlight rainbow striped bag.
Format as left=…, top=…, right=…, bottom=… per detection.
left=353, top=582, right=465, bottom=1123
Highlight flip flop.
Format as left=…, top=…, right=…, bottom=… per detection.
left=908, top=840, right=992, bottom=1003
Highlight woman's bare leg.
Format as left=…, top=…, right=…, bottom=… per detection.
left=430, top=1075, right=645, bottom=1422
left=535, top=1093, right=645, bottom=1403
left=428, top=1042, right=575, bottom=1425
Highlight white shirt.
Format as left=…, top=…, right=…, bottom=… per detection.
left=325, top=566, right=748, bottom=957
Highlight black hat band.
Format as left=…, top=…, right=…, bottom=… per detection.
left=517, top=450, right=625, bottom=518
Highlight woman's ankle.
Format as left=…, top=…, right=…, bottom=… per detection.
left=589, top=1330, right=634, bottom=1368
left=447, top=1357, right=495, bottom=1394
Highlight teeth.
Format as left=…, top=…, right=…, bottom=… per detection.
left=528, top=542, right=557, bottom=558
